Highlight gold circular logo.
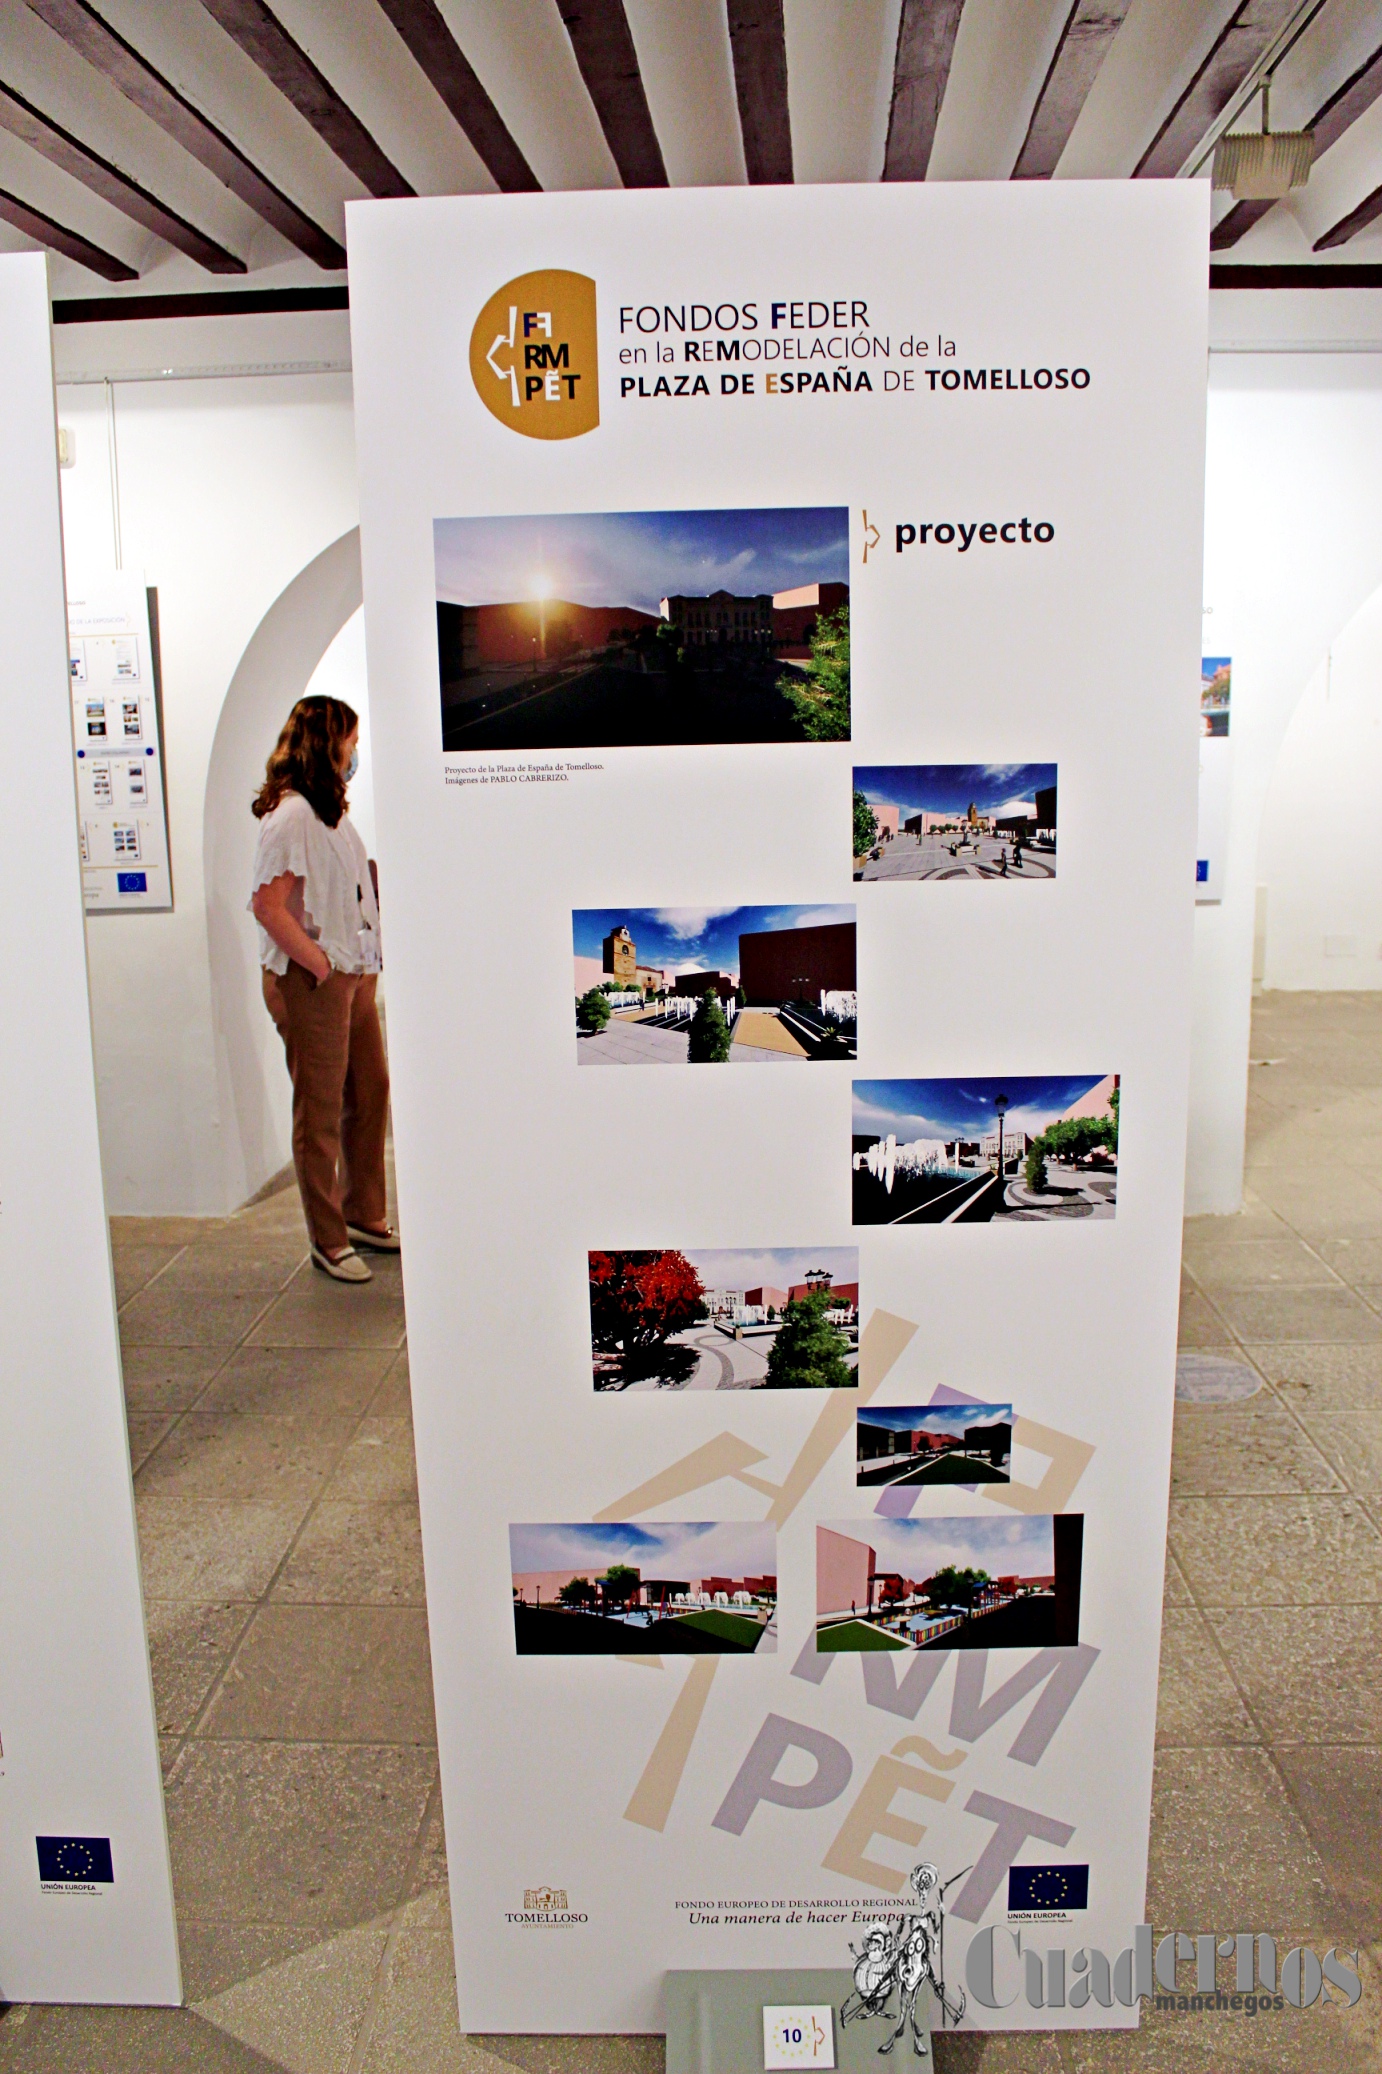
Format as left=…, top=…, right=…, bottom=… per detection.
left=469, top=270, right=600, bottom=440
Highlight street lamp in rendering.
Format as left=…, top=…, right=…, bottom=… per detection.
left=994, top=1093, right=1010, bottom=1182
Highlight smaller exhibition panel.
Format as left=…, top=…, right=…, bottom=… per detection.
left=0, top=253, right=179, bottom=2004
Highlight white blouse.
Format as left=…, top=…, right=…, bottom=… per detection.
left=249, top=791, right=381, bottom=977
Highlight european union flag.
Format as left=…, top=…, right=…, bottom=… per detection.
left=36, top=1836, right=114, bottom=1884
left=1008, top=1863, right=1088, bottom=1911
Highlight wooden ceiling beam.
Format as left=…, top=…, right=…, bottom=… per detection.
left=884, top=0, right=966, bottom=182
left=0, top=78, right=245, bottom=271
left=1212, top=34, right=1382, bottom=249
left=1135, top=0, right=1298, bottom=180
left=23, top=0, right=346, bottom=266
left=727, top=0, right=792, bottom=185
left=1314, top=177, right=1382, bottom=251
left=1013, top=1, right=1132, bottom=179
left=373, top=0, right=538, bottom=192
left=554, top=0, right=666, bottom=188
left=197, top=0, right=412, bottom=197
left=0, top=182, right=137, bottom=278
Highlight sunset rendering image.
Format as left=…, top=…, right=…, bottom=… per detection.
left=435, top=505, right=850, bottom=749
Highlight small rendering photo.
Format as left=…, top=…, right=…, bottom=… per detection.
left=856, top=1403, right=1012, bottom=1486
left=435, top=506, right=849, bottom=750
left=574, top=906, right=856, bottom=1065
left=853, top=1075, right=1118, bottom=1224
left=816, top=1515, right=1082, bottom=1652
left=589, top=1247, right=859, bottom=1391
left=510, top=1522, right=777, bottom=1653
left=1201, top=657, right=1231, bottom=738
left=853, top=764, right=1056, bottom=881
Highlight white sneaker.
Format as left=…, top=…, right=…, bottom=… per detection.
left=311, top=1244, right=372, bottom=1282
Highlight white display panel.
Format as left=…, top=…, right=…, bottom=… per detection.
left=69, top=573, right=172, bottom=913
left=0, top=253, right=180, bottom=2002
left=347, top=183, right=1207, bottom=2036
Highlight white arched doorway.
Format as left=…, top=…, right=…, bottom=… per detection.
left=203, top=528, right=363, bottom=1209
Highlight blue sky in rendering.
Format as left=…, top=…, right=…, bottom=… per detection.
left=574, top=905, right=855, bottom=980
left=854, top=764, right=1056, bottom=816
left=824, top=1515, right=1053, bottom=1577
left=435, top=507, right=849, bottom=613
left=511, top=1521, right=776, bottom=1574
left=860, top=1403, right=1011, bottom=1439
left=682, top=1248, right=857, bottom=1288
left=853, top=1076, right=1111, bottom=1141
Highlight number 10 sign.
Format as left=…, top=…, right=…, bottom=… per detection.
left=763, top=2005, right=835, bottom=2070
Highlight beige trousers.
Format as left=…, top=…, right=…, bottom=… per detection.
left=262, top=965, right=389, bottom=1255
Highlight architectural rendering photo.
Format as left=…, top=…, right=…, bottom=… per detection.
left=588, top=1247, right=859, bottom=1391
left=510, top=1522, right=777, bottom=1653
left=574, top=906, right=857, bottom=1064
left=434, top=506, right=849, bottom=749
left=816, top=1515, right=1082, bottom=1651
left=853, top=1075, right=1118, bottom=1223
left=856, top=1403, right=1013, bottom=1486
left=854, top=764, right=1057, bottom=880
left=1202, top=656, right=1231, bottom=737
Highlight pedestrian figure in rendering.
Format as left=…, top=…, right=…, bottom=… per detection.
left=250, top=696, right=397, bottom=1283
left=998, top=848, right=1008, bottom=877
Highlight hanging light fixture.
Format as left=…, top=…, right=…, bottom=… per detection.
left=1212, top=78, right=1313, bottom=200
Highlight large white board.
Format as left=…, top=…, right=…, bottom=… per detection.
left=347, top=183, right=1207, bottom=2036
left=0, top=253, right=180, bottom=2004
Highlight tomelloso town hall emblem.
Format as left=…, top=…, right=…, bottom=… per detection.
left=469, top=270, right=600, bottom=439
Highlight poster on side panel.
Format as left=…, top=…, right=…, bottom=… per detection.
left=68, top=572, right=172, bottom=914
left=346, top=183, right=1208, bottom=2035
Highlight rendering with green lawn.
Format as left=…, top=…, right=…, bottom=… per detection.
left=510, top=1521, right=777, bottom=1653
left=817, top=1516, right=1082, bottom=1652
left=857, top=1403, right=1011, bottom=1487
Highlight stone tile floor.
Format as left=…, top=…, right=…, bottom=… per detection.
left=2, top=991, right=1381, bottom=2069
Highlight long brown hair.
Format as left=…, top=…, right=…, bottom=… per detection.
left=252, top=696, right=358, bottom=827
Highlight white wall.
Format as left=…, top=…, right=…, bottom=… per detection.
left=56, top=363, right=359, bottom=1213
left=1191, top=353, right=1382, bottom=1214
left=1257, top=579, right=1382, bottom=989
left=50, top=303, right=1382, bottom=1221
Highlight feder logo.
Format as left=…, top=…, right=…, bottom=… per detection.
left=469, top=270, right=599, bottom=439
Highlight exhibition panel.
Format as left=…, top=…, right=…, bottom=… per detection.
left=0, top=253, right=180, bottom=2004
left=349, top=181, right=1207, bottom=2035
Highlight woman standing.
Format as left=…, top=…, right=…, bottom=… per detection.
left=249, top=695, right=396, bottom=1283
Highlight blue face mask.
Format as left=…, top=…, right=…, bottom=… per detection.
left=346, top=747, right=359, bottom=782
